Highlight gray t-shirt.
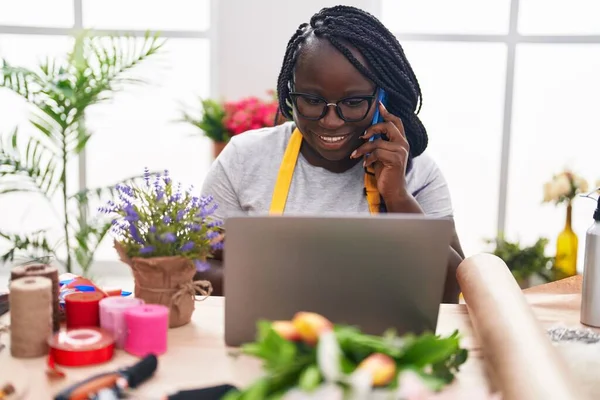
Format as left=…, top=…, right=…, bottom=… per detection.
left=200, top=122, right=454, bottom=221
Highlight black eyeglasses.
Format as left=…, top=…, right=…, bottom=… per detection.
left=289, top=87, right=378, bottom=122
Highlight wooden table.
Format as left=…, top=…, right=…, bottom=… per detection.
left=0, top=278, right=588, bottom=399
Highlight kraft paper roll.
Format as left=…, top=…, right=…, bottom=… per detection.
left=457, top=254, right=586, bottom=400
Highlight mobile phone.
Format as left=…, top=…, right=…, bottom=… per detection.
left=369, top=88, right=387, bottom=142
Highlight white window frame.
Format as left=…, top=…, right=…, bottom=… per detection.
left=374, top=0, right=600, bottom=236
left=0, top=0, right=217, bottom=200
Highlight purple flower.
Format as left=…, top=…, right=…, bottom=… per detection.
left=139, top=246, right=155, bottom=255
left=180, top=241, right=194, bottom=252
left=143, top=167, right=150, bottom=186
left=189, top=223, right=201, bottom=232
left=176, top=209, right=185, bottom=222
left=163, top=169, right=171, bottom=185
left=160, top=232, right=176, bottom=243
left=206, top=230, right=220, bottom=241
left=124, top=204, right=139, bottom=222
left=207, top=220, right=223, bottom=229
left=149, top=226, right=157, bottom=233
left=129, top=224, right=144, bottom=244
left=194, top=259, right=210, bottom=272
left=163, top=216, right=172, bottom=224
left=211, top=241, right=224, bottom=251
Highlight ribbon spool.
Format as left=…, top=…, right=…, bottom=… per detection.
left=65, top=292, right=104, bottom=329
left=48, top=327, right=115, bottom=367
left=124, top=304, right=169, bottom=357
left=99, top=296, right=145, bottom=348
left=11, top=263, right=60, bottom=332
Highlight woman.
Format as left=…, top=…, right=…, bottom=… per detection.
left=200, top=5, right=465, bottom=303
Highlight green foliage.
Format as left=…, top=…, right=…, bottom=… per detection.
left=180, top=97, right=230, bottom=142
left=0, top=31, right=164, bottom=275
left=486, top=236, right=562, bottom=282
left=224, top=321, right=467, bottom=399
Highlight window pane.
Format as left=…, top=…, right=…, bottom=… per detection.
left=402, top=42, right=507, bottom=256
left=85, top=38, right=211, bottom=261
left=0, top=0, right=74, bottom=27
left=382, top=0, right=511, bottom=34
left=0, top=35, right=77, bottom=261
left=83, top=0, right=210, bottom=31
left=506, top=44, right=600, bottom=273
left=518, top=0, right=600, bottom=35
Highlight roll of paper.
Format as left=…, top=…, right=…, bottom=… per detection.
left=457, top=253, right=587, bottom=400
left=99, top=296, right=145, bottom=348
left=124, top=304, right=169, bottom=357
left=9, top=276, right=53, bottom=358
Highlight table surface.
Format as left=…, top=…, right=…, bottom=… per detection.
left=0, top=278, right=589, bottom=399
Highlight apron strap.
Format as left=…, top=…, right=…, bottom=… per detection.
left=269, top=128, right=303, bottom=215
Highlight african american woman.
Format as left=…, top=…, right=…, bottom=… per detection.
left=200, top=5, right=465, bottom=303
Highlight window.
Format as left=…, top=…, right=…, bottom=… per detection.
left=382, top=0, right=600, bottom=272
left=0, top=1, right=213, bottom=264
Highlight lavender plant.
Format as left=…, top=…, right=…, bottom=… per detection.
left=100, top=168, right=223, bottom=272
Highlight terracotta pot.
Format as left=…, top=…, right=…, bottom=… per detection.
left=213, top=141, right=227, bottom=158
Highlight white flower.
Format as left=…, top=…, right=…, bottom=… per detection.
left=316, top=331, right=342, bottom=382
left=554, top=174, right=572, bottom=197
left=543, top=182, right=558, bottom=202
left=576, top=176, right=589, bottom=193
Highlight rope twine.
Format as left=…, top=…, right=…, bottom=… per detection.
left=137, top=279, right=213, bottom=304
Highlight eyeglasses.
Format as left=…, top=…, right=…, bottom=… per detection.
left=289, top=88, right=378, bottom=122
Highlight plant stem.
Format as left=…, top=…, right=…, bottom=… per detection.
left=61, top=128, right=72, bottom=273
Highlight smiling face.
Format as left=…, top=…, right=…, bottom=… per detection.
left=292, top=35, right=377, bottom=171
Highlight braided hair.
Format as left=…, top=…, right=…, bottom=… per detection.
left=276, top=5, right=428, bottom=158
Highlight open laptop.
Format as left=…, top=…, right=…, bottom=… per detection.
left=223, top=214, right=454, bottom=346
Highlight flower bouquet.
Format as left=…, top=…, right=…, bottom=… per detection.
left=223, top=312, right=475, bottom=400
left=542, top=169, right=589, bottom=205
left=100, top=168, right=223, bottom=328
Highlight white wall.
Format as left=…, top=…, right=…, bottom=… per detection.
left=215, top=0, right=379, bottom=100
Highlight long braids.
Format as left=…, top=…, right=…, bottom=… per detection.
left=275, top=5, right=428, bottom=158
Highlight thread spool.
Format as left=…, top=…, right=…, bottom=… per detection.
left=65, top=292, right=104, bottom=329
left=99, top=296, right=145, bottom=348
left=9, top=276, right=53, bottom=358
left=124, top=304, right=169, bottom=357
left=48, top=327, right=114, bottom=367
left=11, top=263, right=60, bottom=332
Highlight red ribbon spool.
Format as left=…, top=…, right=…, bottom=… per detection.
left=65, top=292, right=104, bottom=329
left=48, top=327, right=115, bottom=367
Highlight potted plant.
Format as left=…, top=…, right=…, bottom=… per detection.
left=180, top=98, right=229, bottom=158
left=100, top=168, right=223, bottom=328
left=542, top=169, right=589, bottom=277
left=486, top=236, right=563, bottom=288
left=180, top=90, right=283, bottom=158
left=0, top=32, right=164, bottom=276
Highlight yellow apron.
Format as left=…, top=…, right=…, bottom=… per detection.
left=269, top=128, right=381, bottom=215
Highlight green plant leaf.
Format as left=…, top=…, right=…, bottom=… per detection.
left=0, top=229, right=58, bottom=264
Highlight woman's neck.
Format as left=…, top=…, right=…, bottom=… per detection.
left=300, top=142, right=361, bottom=173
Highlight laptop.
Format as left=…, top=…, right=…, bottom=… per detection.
left=223, top=214, right=453, bottom=346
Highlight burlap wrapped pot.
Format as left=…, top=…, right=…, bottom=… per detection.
left=115, top=241, right=212, bottom=328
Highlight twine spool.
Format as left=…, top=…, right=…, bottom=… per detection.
left=11, top=263, right=60, bottom=332
left=9, top=276, right=53, bottom=358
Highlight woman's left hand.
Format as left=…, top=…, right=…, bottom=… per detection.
left=350, top=102, right=410, bottom=203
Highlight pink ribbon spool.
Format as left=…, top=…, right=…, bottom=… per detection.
left=123, top=304, right=169, bottom=357
left=98, top=297, right=144, bottom=349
